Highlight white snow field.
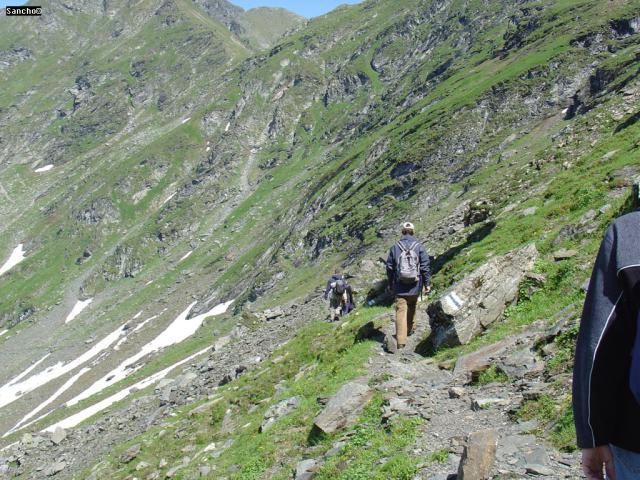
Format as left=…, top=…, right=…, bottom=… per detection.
left=179, top=250, right=192, bottom=263
left=34, top=164, right=54, bottom=173
left=43, top=346, right=211, bottom=432
left=66, top=300, right=233, bottom=407
left=64, top=298, right=93, bottom=323
left=0, top=323, right=127, bottom=410
left=4, top=367, right=92, bottom=436
left=0, top=244, right=26, bottom=276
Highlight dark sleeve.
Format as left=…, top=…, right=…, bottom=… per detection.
left=419, top=245, right=430, bottom=287
left=573, top=225, right=625, bottom=448
left=386, top=247, right=395, bottom=285
left=324, top=279, right=332, bottom=298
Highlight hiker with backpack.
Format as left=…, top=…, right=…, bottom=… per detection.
left=385, top=222, right=430, bottom=351
left=324, top=268, right=350, bottom=322
left=573, top=205, right=640, bottom=480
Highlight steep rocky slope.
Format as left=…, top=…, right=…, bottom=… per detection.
left=0, top=0, right=639, bottom=478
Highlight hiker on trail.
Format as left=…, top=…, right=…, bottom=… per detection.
left=385, top=222, right=430, bottom=350
left=573, top=205, right=640, bottom=480
left=324, top=268, right=351, bottom=322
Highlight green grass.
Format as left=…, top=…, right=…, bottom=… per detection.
left=516, top=394, right=576, bottom=452
left=315, top=395, right=422, bottom=480
left=75, top=306, right=393, bottom=479
left=428, top=448, right=450, bottom=464
left=475, top=365, right=509, bottom=385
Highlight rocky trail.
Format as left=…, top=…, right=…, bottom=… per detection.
left=290, top=303, right=582, bottom=480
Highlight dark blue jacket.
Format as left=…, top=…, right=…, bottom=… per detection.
left=386, top=235, right=430, bottom=297
left=573, top=211, right=640, bottom=452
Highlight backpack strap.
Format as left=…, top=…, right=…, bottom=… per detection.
left=407, top=241, right=419, bottom=252
left=397, top=241, right=407, bottom=253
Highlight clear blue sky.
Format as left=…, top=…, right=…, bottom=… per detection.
left=1, top=1, right=362, bottom=18
left=229, top=1, right=363, bottom=19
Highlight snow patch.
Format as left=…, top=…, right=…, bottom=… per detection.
left=67, top=300, right=233, bottom=407
left=114, top=314, right=157, bottom=350
left=0, top=244, right=26, bottom=276
left=0, top=323, right=127, bottom=410
left=225, top=122, right=230, bottom=132
left=44, top=347, right=210, bottom=432
left=162, top=192, right=176, bottom=205
left=181, top=117, right=191, bottom=124
left=0, top=329, right=7, bottom=338
left=65, top=298, right=93, bottom=323
left=34, top=164, right=54, bottom=173
left=5, top=367, right=91, bottom=437
left=179, top=251, right=192, bottom=263
left=6, top=354, right=51, bottom=388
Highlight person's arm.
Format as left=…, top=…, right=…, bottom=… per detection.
left=386, top=246, right=396, bottom=289
left=419, top=245, right=430, bottom=291
left=573, top=225, right=623, bottom=450
left=324, top=278, right=332, bottom=299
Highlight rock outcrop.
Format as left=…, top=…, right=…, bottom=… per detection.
left=426, top=244, right=538, bottom=350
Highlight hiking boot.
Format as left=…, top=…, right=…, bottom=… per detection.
left=397, top=344, right=406, bottom=350
left=408, top=329, right=415, bottom=337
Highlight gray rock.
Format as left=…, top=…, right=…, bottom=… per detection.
left=471, top=398, right=509, bottom=411
left=262, top=306, right=284, bottom=320
left=120, top=444, right=141, bottom=463
left=174, top=372, right=198, bottom=389
left=526, top=464, right=555, bottom=475
left=44, top=461, right=66, bottom=477
left=198, top=465, right=211, bottom=477
left=449, top=386, right=466, bottom=398
left=522, top=206, right=538, bottom=216
left=51, top=427, right=67, bottom=446
left=464, top=200, right=492, bottom=226
left=427, top=244, right=538, bottom=349
left=497, top=348, right=544, bottom=379
left=313, top=381, right=373, bottom=434
left=295, top=458, right=318, bottom=479
left=453, top=338, right=515, bottom=382
left=260, top=396, right=301, bottom=432
left=553, top=249, right=577, bottom=261
left=458, top=430, right=498, bottom=480
left=383, top=333, right=397, bottom=354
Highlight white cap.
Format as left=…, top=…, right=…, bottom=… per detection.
left=402, top=222, right=414, bottom=230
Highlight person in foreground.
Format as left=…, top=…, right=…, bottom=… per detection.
left=573, top=206, right=640, bottom=480
left=385, top=222, right=430, bottom=350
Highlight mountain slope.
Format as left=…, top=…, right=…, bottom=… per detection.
left=0, top=0, right=639, bottom=478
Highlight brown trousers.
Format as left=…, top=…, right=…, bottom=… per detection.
left=395, top=295, right=418, bottom=346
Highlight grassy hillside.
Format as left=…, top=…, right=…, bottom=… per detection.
left=0, top=0, right=639, bottom=477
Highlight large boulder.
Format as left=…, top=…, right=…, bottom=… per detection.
left=313, top=380, right=373, bottom=434
left=457, top=430, right=498, bottom=480
left=426, top=244, right=538, bottom=350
